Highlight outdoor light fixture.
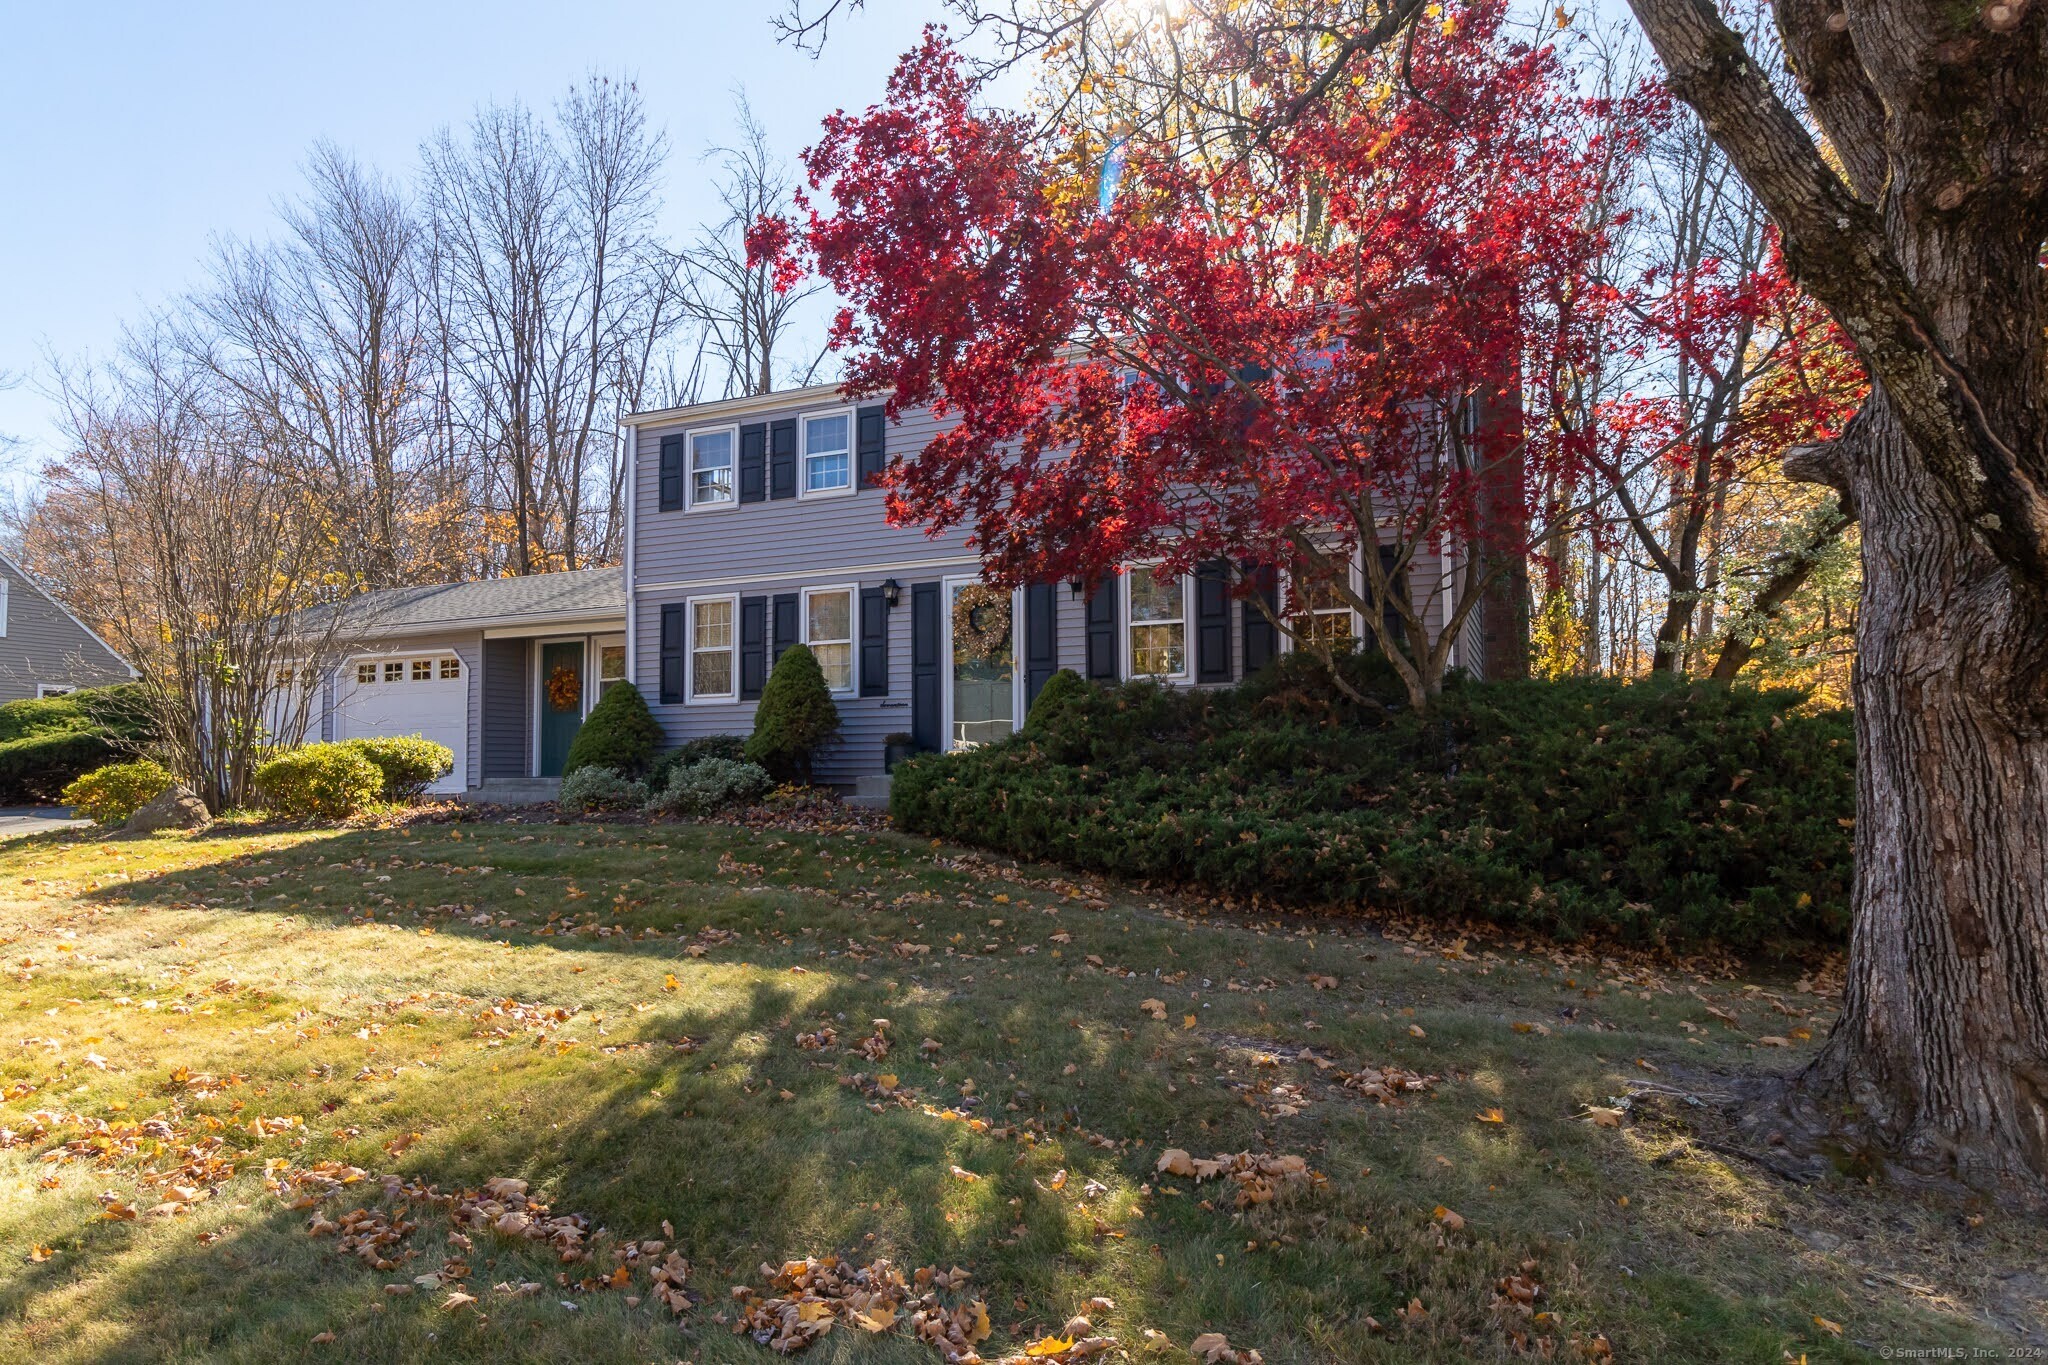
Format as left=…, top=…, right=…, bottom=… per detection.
left=1067, top=577, right=1086, bottom=599
left=881, top=578, right=902, bottom=608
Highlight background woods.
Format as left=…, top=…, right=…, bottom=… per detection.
left=11, top=75, right=825, bottom=625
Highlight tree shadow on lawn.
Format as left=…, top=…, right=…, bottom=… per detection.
left=36, top=821, right=2044, bottom=1360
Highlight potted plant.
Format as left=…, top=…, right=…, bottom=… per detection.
left=883, top=732, right=918, bottom=771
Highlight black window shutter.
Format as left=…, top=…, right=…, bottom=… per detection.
left=1194, top=560, right=1232, bottom=683
left=658, top=603, right=685, bottom=703
left=771, top=592, right=799, bottom=662
left=1085, top=573, right=1119, bottom=681
left=738, top=423, right=767, bottom=504
left=769, top=419, right=798, bottom=500
left=1242, top=563, right=1278, bottom=676
left=858, top=587, right=889, bottom=697
left=911, top=581, right=941, bottom=751
left=658, top=435, right=685, bottom=512
left=1377, top=546, right=1409, bottom=648
left=856, top=404, right=887, bottom=486
left=739, top=596, right=768, bottom=699
left=1023, top=583, right=1058, bottom=707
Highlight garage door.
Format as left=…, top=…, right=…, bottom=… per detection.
left=336, top=653, right=469, bottom=795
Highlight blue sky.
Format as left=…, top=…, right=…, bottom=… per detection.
left=0, top=0, right=955, bottom=483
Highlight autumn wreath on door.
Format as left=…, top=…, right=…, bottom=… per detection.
left=545, top=664, right=582, bottom=711
left=951, top=584, right=1012, bottom=664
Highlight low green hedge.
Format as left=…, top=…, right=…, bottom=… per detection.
left=339, top=736, right=454, bottom=801
left=61, top=759, right=175, bottom=827
left=892, top=659, right=1854, bottom=951
left=0, top=684, right=153, bottom=803
left=254, top=743, right=384, bottom=819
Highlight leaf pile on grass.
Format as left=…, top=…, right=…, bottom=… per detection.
left=1154, top=1149, right=1324, bottom=1208
left=731, top=1257, right=987, bottom=1356
left=894, top=658, right=1854, bottom=950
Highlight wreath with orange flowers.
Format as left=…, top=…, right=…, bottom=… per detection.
left=545, top=664, right=581, bottom=711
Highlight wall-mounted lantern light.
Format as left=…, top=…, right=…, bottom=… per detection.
left=1067, top=577, right=1087, bottom=599
left=881, top=578, right=903, bottom=608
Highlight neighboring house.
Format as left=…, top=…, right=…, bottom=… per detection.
left=298, top=380, right=1504, bottom=793
left=295, top=569, right=625, bottom=796
left=0, top=548, right=135, bottom=704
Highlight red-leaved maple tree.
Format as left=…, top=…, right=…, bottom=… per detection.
left=765, top=10, right=1654, bottom=707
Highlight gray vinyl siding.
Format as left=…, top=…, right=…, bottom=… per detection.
left=0, top=556, right=131, bottom=704
left=481, top=639, right=531, bottom=779
left=633, top=399, right=981, bottom=590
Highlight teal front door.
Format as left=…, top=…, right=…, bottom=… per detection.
left=539, top=641, right=585, bottom=777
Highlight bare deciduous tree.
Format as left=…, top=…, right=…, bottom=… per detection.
left=684, top=93, right=830, bottom=398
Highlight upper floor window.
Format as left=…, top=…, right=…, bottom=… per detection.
left=804, top=587, right=855, bottom=692
left=1128, top=565, right=1188, bottom=677
left=802, top=412, right=851, bottom=495
left=691, top=429, right=735, bottom=506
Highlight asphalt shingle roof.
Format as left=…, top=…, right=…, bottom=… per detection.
left=318, top=567, right=624, bottom=635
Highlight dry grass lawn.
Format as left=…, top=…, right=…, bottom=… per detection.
left=2, top=810, right=2043, bottom=1363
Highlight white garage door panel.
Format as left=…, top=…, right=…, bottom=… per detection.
left=336, top=656, right=468, bottom=795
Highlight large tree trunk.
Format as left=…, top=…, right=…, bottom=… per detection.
left=1617, top=0, right=2048, bottom=1206
left=1788, top=397, right=2048, bottom=1200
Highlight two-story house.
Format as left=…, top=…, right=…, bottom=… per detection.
left=299, top=380, right=1501, bottom=797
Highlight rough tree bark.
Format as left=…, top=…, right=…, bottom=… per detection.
left=1623, top=0, right=2048, bottom=1201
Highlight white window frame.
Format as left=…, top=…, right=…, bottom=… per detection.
left=1276, top=547, right=1364, bottom=657
left=684, top=595, right=740, bottom=704
left=1121, top=562, right=1193, bottom=681
left=35, top=683, right=75, bottom=698
left=686, top=423, right=740, bottom=512
left=796, top=406, right=856, bottom=500
left=801, top=584, right=859, bottom=695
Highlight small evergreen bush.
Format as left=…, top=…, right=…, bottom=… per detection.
left=559, top=765, right=649, bottom=815
left=646, top=757, right=773, bottom=817
left=563, top=682, right=663, bottom=778
left=893, top=672, right=1854, bottom=951
left=253, top=743, right=383, bottom=819
left=745, top=645, right=840, bottom=782
left=61, top=758, right=175, bottom=826
left=340, top=736, right=454, bottom=801
left=648, top=734, right=749, bottom=791
left=1023, top=668, right=1090, bottom=735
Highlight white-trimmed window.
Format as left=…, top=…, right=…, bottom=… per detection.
left=440, top=657, right=462, bottom=680
left=411, top=658, right=432, bottom=681
left=800, top=411, right=852, bottom=496
left=357, top=662, right=377, bottom=685
left=1127, top=565, right=1188, bottom=678
left=383, top=661, right=404, bottom=683
left=804, top=586, right=855, bottom=692
left=690, top=427, right=736, bottom=507
left=35, top=683, right=75, bottom=698
left=596, top=644, right=625, bottom=696
left=1290, top=569, right=1357, bottom=648
left=689, top=597, right=737, bottom=701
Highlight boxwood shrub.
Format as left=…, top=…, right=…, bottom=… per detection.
left=253, top=743, right=384, bottom=820
left=60, top=758, right=175, bottom=827
left=892, top=660, right=1854, bottom=951
left=339, top=736, right=454, bottom=801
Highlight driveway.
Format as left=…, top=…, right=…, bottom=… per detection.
left=0, top=807, right=88, bottom=839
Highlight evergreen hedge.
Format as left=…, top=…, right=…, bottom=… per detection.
left=0, top=684, right=153, bottom=803
left=891, top=656, right=1854, bottom=950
